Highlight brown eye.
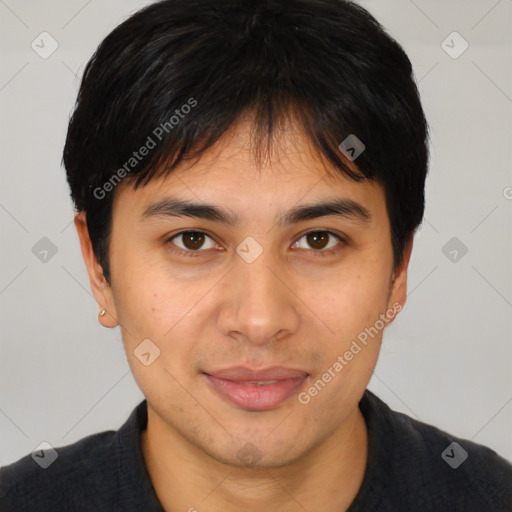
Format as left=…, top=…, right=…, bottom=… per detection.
left=169, top=231, right=216, bottom=253
left=182, top=231, right=205, bottom=250
left=293, top=230, right=343, bottom=254
left=306, top=231, right=330, bottom=250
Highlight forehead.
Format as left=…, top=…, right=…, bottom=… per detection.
left=113, top=117, right=386, bottom=220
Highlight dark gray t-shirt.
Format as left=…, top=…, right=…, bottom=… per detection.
left=1, top=390, right=511, bottom=511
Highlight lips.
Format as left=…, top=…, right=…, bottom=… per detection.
left=203, top=366, right=309, bottom=411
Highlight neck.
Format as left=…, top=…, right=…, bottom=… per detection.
left=141, top=405, right=368, bottom=512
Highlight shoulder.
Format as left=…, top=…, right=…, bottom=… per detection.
left=0, top=429, right=119, bottom=511
left=359, top=391, right=512, bottom=511
left=395, top=408, right=512, bottom=509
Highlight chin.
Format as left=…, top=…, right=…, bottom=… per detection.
left=198, top=431, right=315, bottom=470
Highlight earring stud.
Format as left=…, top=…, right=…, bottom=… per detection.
left=99, top=309, right=106, bottom=317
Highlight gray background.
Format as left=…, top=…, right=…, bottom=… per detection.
left=1, top=0, right=511, bottom=466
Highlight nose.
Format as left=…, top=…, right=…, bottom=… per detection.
left=216, top=248, right=301, bottom=346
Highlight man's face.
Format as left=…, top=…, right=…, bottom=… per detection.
left=83, top=120, right=408, bottom=468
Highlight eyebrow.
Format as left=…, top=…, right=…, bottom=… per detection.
left=141, top=197, right=371, bottom=226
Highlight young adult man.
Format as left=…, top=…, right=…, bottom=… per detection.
left=1, top=0, right=511, bottom=510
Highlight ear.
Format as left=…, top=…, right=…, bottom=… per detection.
left=386, top=236, right=414, bottom=322
left=74, top=212, right=119, bottom=328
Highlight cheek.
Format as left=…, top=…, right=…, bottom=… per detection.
left=321, top=267, right=391, bottom=337
left=111, top=264, right=218, bottom=387
left=110, top=251, right=178, bottom=334
left=306, top=264, right=391, bottom=394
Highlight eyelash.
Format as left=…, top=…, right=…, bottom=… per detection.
left=165, top=230, right=346, bottom=258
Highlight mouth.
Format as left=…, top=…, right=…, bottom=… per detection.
left=203, top=366, right=309, bottom=411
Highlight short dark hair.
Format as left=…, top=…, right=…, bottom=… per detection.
left=63, top=0, right=428, bottom=284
